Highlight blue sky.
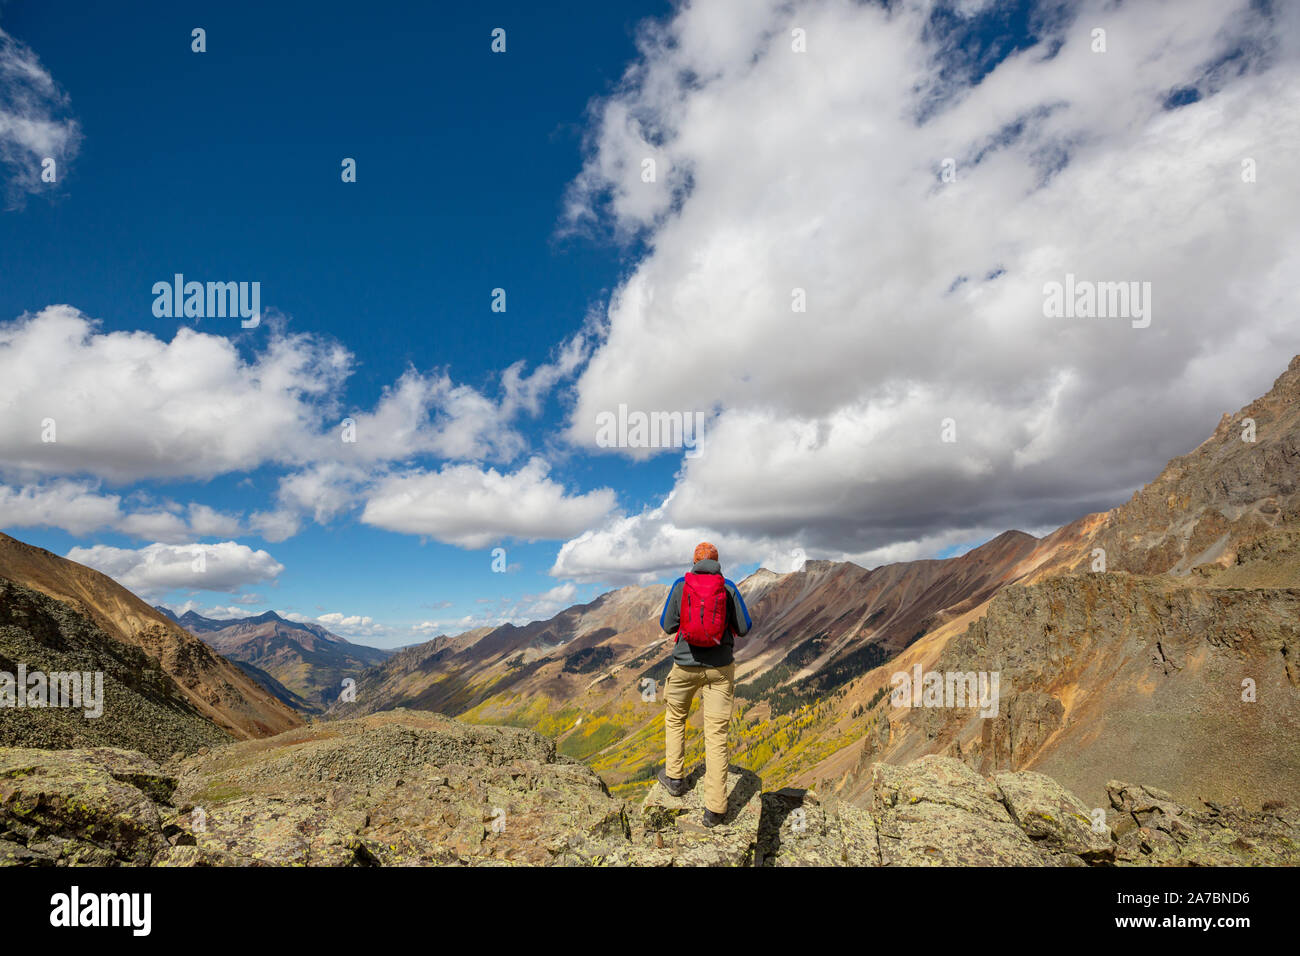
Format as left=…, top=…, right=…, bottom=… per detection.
left=2, top=1, right=1297, bottom=646
left=0, top=1, right=682, bottom=639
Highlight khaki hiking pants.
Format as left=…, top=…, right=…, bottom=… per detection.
left=663, top=661, right=735, bottom=815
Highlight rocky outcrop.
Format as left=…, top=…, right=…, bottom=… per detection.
left=872, top=756, right=1075, bottom=865
left=981, top=691, right=1065, bottom=770
left=755, top=786, right=878, bottom=866
left=1107, top=781, right=1300, bottom=866
left=995, top=769, right=1112, bottom=861
left=613, top=765, right=765, bottom=866
left=0, top=747, right=177, bottom=865
left=3, top=717, right=1294, bottom=867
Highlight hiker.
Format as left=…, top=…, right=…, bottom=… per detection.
left=656, top=541, right=752, bottom=827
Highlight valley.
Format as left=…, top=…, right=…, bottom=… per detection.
left=1, top=355, right=1297, bottom=865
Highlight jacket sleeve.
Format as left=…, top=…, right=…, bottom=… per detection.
left=724, top=580, right=752, bottom=637
left=660, top=578, right=684, bottom=634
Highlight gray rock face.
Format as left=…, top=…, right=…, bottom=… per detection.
left=983, top=692, right=1066, bottom=771
left=2, top=716, right=1296, bottom=867
left=612, top=764, right=764, bottom=866
left=1106, top=781, right=1300, bottom=865
left=756, top=787, right=878, bottom=866
left=872, top=756, right=1062, bottom=866
left=0, top=747, right=175, bottom=865
left=995, top=770, right=1113, bottom=862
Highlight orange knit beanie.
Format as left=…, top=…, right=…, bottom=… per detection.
left=692, top=541, right=719, bottom=564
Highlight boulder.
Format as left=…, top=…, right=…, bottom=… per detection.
left=619, top=764, right=763, bottom=866
left=0, top=747, right=173, bottom=865
left=756, top=787, right=879, bottom=866
left=996, top=770, right=1113, bottom=862
left=871, top=755, right=1066, bottom=866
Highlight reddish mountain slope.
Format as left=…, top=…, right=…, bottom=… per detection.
left=816, top=356, right=1300, bottom=808
left=0, top=533, right=302, bottom=739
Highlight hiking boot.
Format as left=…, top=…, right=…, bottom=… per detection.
left=702, top=809, right=726, bottom=828
left=657, top=769, right=687, bottom=797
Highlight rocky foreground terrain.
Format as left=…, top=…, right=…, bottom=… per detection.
left=1, top=710, right=1293, bottom=866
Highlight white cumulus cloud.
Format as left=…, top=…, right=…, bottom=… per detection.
left=0, top=480, right=249, bottom=543
left=66, top=541, right=285, bottom=601
left=360, top=458, right=617, bottom=549
left=556, top=0, right=1300, bottom=577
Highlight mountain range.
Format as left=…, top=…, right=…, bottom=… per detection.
left=330, top=355, right=1300, bottom=811
left=0, top=355, right=1296, bottom=866
left=154, top=607, right=391, bottom=713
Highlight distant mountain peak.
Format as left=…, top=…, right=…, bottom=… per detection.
left=173, top=608, right=391, bottom=711
left=177, top=609, right=221, bottom=632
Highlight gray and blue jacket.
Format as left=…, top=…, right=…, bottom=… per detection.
left=659, top=558, right=753, bottom=667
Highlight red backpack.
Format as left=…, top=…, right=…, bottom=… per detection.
left=677, top=573, right=730, bottom=647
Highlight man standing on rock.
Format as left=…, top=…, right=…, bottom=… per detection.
left=656, top=541, right=753, bottom=827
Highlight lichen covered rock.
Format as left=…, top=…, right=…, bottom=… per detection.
left=996, top=769, right=1113, bottom=862
left=2, top=714, right=1296, bottom=867
left=616, top=764, right=763, bottom=866
left=756, top=787, right=879, bottom=866
left=0, top=747, right=174, bottom=865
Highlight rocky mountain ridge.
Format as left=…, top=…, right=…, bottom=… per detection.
left=0, top=712, right=1292, bottom=867
left=0, top=580, right=230, bottom=759
left=818, top=356, right=1300, bottom=809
